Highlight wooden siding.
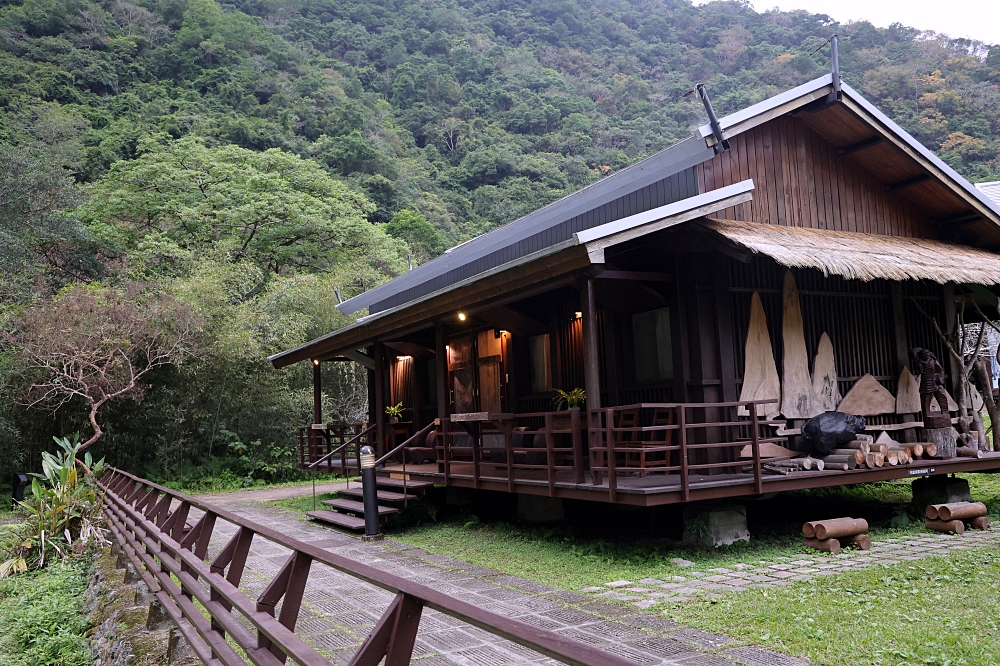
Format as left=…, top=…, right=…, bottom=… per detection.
left=370, top=168, right=700, bottom=313
left=698, top=117, right=936, bottom=238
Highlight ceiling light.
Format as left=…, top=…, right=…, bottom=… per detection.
left=458, top=312, right=467, bottom=321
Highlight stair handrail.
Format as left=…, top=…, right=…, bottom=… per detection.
left=307, top=423, right=376, bottom=470
left=375, top=422, right=435, bottom=467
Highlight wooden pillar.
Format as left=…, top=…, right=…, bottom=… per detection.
left=581, top=278, right=601, bottom=409
left=373, top=341, right=386, bottom=457
left=435, top=321, right=448, bottom=421
left=312, top=361, right=322, bottom=425
left=713, top=254, right=738, bottom=402
left=891, top=283, right=909, bottom=372
left=943, top=283, right=962, bottom=397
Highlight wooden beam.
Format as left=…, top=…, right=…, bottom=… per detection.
left=838, top=135, right=883, bottom=156
left=595, top=270, right=673, bottom=282
left=581, top=278, right=601, bottom=409
left=312, top=362, right=322, bottom=425
left=435, top=321, right=448, bottom=421
left=934, top=211, right=983, bottom=227
left=373, top=341, right=386, bottom=457
left=886, top=174, right=931, bottom=192
left=340, top=349, right=375, bottom=369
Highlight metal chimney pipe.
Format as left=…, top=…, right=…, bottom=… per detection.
left=697, top=83, right=730, bottom=154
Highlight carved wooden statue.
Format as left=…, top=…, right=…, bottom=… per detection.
left=909, top=347, right=950, bottom=416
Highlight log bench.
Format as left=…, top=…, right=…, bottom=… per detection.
left=802, top=517, right=870, bottom=554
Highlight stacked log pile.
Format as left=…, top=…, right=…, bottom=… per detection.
left=802, top=518, right=871, bottom=554
left=924, top=502, right=991, bottom=534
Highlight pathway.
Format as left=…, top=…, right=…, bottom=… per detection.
left=195, top=491, right=805, bottom=666
left=584, top=526, right=1000, bottom=607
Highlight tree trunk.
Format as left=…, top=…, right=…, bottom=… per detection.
left=975, top=359, right=998, bottom=451
left=925, top=427, right=957, bottom=459
left=80, top=400, right=105, bottom=451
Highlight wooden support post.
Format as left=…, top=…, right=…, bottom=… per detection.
left=891, top=283, right=909, bottom=372
left=374, top=341, right=386, bottom=458
left=571, top=408, right=584, bottom=484
left=943, top=283, right=962, bottom=399
left=434, top=321, right=448, bottom=422
left=544, top=412, right=555, bottom=497
left=312, top=361, right=322, bottom=425
left=581, top=278, right=601, bottom=409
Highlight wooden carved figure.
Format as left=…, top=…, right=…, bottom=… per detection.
left=909, top=347, right=949, bottom=416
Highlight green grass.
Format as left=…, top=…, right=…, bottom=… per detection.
left=161, top=473, right=347, bottom=496
left=0, top=562, right=93, bottom=666
left=667, top=544, right=1000, bottom=665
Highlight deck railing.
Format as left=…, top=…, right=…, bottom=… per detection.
left=297, top=423, right=369, bottom=473
left=99, top=467, right=639, bottom=666
left=435, top=410, right=586, bottom=495
left=588, top=401, right=782, bottom=502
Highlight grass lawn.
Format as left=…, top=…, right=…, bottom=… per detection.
left=268, top=473, right=1000, bottom=593
left=160, top=473, right=348, bottom=496
left=667, top=544, right=1000, bottom=665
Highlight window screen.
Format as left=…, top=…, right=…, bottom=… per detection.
left=632, top=307, right=673, bottom=384
left=528, top=334, right=552, bottom=393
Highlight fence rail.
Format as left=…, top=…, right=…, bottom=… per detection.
left=99, top=467, right=639, bottom=666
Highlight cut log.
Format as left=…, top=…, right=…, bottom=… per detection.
left=956, top=446, right=985, bottom=459
left=802, top=537, right=841, bottom=554
left=813, top=517, right=869, bottom=540
left=864, top=452, right=884, bottom=468
left=822, top=461, right=850, bottom=471
left=843, top=440, right=872, bottom=454
left=856, top=434, right=874, bottom=444
left=830, top=448, right=866, bottom=465
left=781, top=271, right=814, bottom=418
left=739, top=291, right=782, bottom=417
left=925, top=505, right=940, bottom=520
left=802, top=521, right=818, bottom=538
left=925, top=519, right=964, bottom=534
left=937, top=502, right=988, bottom=521
left=819, top=455, right=857, bottom=469
left=925, top=428, right=955, bottom=459
left=799, top=457, right=824, bottom=471
left=811, top=332, right=841, bottom=412
left=924, top=442, right=937, bottom=458
left=896, top=366, right=921, bottom=414
left=886, top=451, right=899, bottom=466
left=739, top=441, right=801, bottom=459
left=840, top=533, right=872, bottom=550
left=870, top=441, right=889, bottom=456
left=837, top=374, right=896, bottom=416
left=969, top=516, right=991, bottom=531
left=911, top=443, right=924, bottom=458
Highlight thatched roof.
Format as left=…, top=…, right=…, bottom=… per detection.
left=701, top=218, right=1000, bottom=285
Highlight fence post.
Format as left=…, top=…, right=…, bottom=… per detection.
left=571, top=408, right=584, bottom=484
left=679, top=405, right=689, bottom=503
left=750, top=404, right=763, bottom=495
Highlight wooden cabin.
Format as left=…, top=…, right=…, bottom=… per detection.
left=270, top=73, right=1000, bottom=509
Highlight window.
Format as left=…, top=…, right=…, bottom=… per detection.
left=632, top=307, right=673, bottom=384
left=528, top=334, right=552, bottom=393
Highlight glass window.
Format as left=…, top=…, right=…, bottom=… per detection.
left=632, top=307, right=673, bottom=384
left=528, top=334, right=552, bottom=393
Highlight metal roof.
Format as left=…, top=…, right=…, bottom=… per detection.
left=977, top=181, right=1000, bottom=207
left=333, top=72, right=1000, bottom=322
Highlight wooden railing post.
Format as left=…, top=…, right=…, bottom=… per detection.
left=571, top=408, right=584, bottom=484
left=442, top=418, right=451, bottom=485
left=679, top=405, right=689, bottom=503
left=750, top=403, right=763, bottom=495
left=605, top=407, right=617, bottom=503
left=472, top=424, right=481, bottom=490
left=544, top=413, right=555, bottom=497
left=505, top=421, right=515, bottom=493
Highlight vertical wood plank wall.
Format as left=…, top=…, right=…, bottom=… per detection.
left=697, top=116, right=936, bottom=238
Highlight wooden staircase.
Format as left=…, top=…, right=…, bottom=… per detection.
left=307, top=475, right=434, bottom=533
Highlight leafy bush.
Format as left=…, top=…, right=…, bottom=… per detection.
left=0, top=436, right=106, bottom=577
left=0, top=562, right=92, bottom=666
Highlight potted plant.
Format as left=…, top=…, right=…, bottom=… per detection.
left=552, top=388, right=586, bottom=410
left=385, top=402, right=404, bottom=423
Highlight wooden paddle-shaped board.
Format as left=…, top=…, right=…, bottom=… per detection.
left=739, top=291, right=781, bottom=417
left=811, top=332, right=840, bottom=412
left=781, top=270, right=814, bottom=418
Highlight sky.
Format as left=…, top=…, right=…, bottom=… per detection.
left=737, top=0, right=999, bottom=45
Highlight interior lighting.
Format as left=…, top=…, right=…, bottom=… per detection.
left=312, top=359, right=320, bottom=366
left=458, top=312, right=467, bottom=321
left=397, top=355, right=412, bottom=360
left=574, top=311, right=582, bottom=319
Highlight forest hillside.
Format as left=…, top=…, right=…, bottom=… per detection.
left=1, top=0, right=999, bottom=485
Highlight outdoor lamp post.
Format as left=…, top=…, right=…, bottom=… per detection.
left=359, top=445, right=382, bottom=541
left=11, top=473, right=29, bottom=502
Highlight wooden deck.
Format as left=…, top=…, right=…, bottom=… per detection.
left=383, top=453, right=1000, bottom=506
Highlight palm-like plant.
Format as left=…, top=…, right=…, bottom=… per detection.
left=552, top=388, right=586, bottom=410
left=0, top=436, right=107, bottom=577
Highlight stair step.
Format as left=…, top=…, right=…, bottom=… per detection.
left=321, top=498, right=399, bottom=516
left=306, top=510, right=366, bottom=531
left=374, top=477, right=435, bottom=491
left=338, top=487, right=418, bottom=503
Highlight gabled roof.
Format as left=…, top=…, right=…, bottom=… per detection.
left=336, top=72, right=1000, bottom=318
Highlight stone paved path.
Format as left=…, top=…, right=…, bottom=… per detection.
left=196, top=496, right=807, bottom=666
left=583, top=527, right=1000, bottom=608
